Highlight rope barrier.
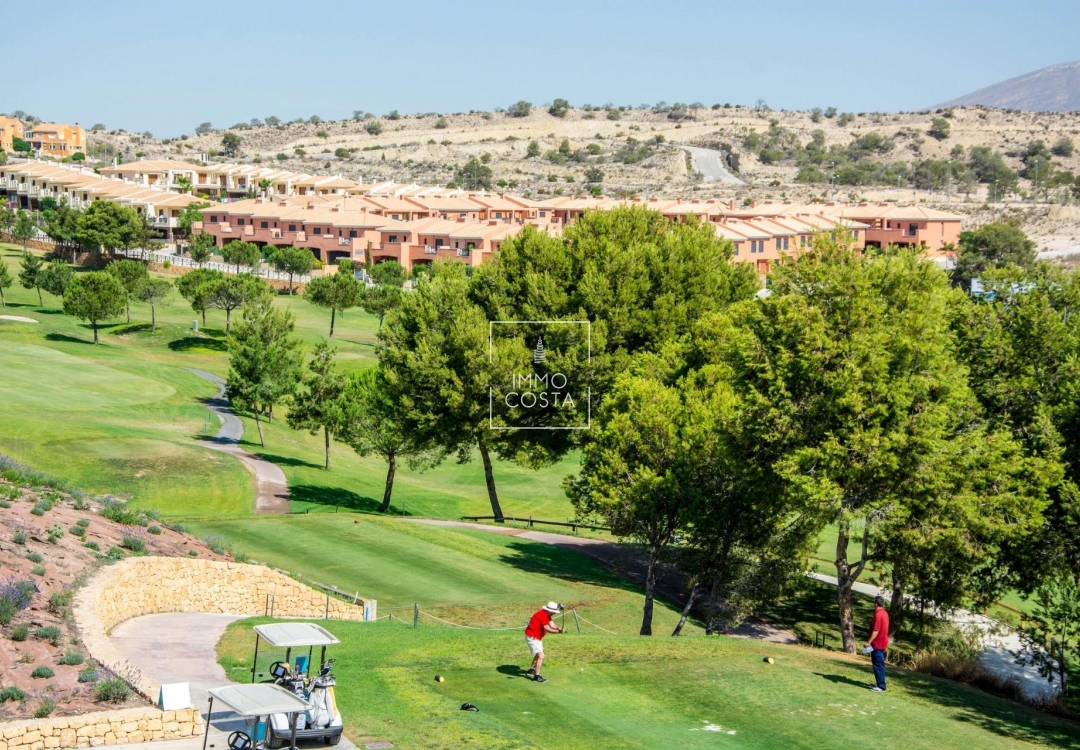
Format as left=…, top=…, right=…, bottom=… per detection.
left=419, top=610, right=524, bottom=631
left=379, top=606, right=620, bottom=634
left=571, top=610, right=619, bottom=635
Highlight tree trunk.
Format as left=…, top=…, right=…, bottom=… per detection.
left=267, top=403, right=273, bottom=424
left=0, top=288, right=5, bottom=307
left=289, top=272, right=294, bottom=295
left=834, top=517, right=869, bottom=654
left=37, top=286, right=42, bottom=306
left=477, top=439, right=504, bottom=522
left=225, top=308, right=232, bottom=334
left=324, top=426, right=331, bottom=470
left=672, top=582, right=699, bottom=636
left=92, top=320, right=99, bottom=344
left=151, top=304, right=156, bottom=332
left=640, top=544, right=660, bottom=635
left=329, top=307, right=336, bottom=337
left=704, top=569, right=723, bottom=635
left=254, top=409, right=265, bottom=448
left=888, top=570, right=905, bottom=640
left=126, top=300, right=130, bottom=323
left=202, top=308, right=206, bottom=327
left=379, top=452, right=397, bottom=513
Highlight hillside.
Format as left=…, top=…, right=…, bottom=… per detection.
left=939, top=61, right=1080, bottom=112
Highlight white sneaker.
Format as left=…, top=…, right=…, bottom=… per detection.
left=870, top=686, right=885, bottom=693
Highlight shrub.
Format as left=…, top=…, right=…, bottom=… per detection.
left=48, top=590, right=71, bottom=614
left=0, top=499, right=10, bottom=508
left=70, top=525, right=85, bottom=537
left=0, top=597, right=15, bottom=625
left=78, top=667, right=99, bottom=683
left=147, top=525, right=162, bottom=535
left=434, top=117, right=448, bottom=129
left=506, top=100, right=532, bottom=118
left=0, top=686, right=27, bottom=702
left=35, top=626, right=63, bottom=646
left=31, top=565, right=46, bottom=577
left=76, top=518, right=90, bottom=528
left=98, top=498, right=141, bottom=525
left=10, top=623, right=30, bottom=641
left=365, top=121, right=383, bottom=136
left=94, top=676, right=132, bottom=702
left=83, top=541, right=100, bottom=551
left=58, top=651, right=84, bottom=666
left=31, top=665, right=54, bottom=679
left=71, top=493, right=90, bottom=510
left=203, top=534, right=230, bottom=555
left=13, top=530, right=26, bottom=544
left=106, top=546, right=125, bottom=560
left=34, top=696, right=56, bottom=718
left=30, top=502, right=48, bottom=516
left=187, top=550, right=198, bottom=557
left=46, top=525, right=63, bottom=543
left=27, top=552, right=43, bottom=564
left=233, top=551, right=250, bottom=563
left=120, top=533, right=147, bottom=553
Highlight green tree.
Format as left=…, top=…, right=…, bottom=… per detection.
left=40, top=201, right=83, bottom=261
left=18, top=252, right=44, bottom=306
left=12, top=210, right=36, bottom=252
left=566, top=374, right=689, bottom=635
left=187, top=232, right=216, bottom=266
left=0, top=262, right=12, bottom=306
left=105, top=259, right=150, bottom=323
left=220, top=240, right=260, bottom=274
left=12, top=137, right=31, bottom=153
left=967, top=146, right=1018, bottom=194
left=175, top=176, right=193, bottom=195
left=38, top=259, right=75, bottom=300
left=359, top=284, right=402, bottom=330
left=455, top=158, right=493, bottom=191
left=506, top=101, right=532, bottom=118
left=927, top=118, right=951, bottom=141
left=0, top=205, right=14, bottom=235
left=951, top=222, right=1036, bottom=290
left=62, top=272, right=126, bottom=343
left=268, top=246, right=315, bottom=294
left=548, top=98, right=570, bottom=118
left=177, top=202, right=210, bottom=236
left=76, top=201, right=146, bottom=256
left=208, top=274, right=272, bottom=334
left=339, top=367, right=445, bottom=512
left=526, top=140, right=541, bottom=158
left=286, top=341, right=346, bottom=470
left=1051, top=137, right=1075, bottom=158
left=226, top=299, right=302, bottom=447
left=1016, top=573, right=1080, bottom=699
left=136, top=278, right=172, bottom=332
left=221, top=132, right=241, bottom=157
left=370, top=260, right=406, bottom=288
left=175, top=268, right=224, bottom=327
left=302, top=262, right=362, bottom=336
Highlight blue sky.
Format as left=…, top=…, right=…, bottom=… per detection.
left=8, top=0, right=1078, bottom=137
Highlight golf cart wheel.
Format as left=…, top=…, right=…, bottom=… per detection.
left=266, top=736, right=284, bottom=750
left=325, top=735, right=341, bottom=745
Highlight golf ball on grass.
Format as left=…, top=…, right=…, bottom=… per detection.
left=435, top=675, right=445, bottom=682
left=763, top=657, right=774, bottom=664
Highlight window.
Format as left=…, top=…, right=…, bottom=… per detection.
left=783, top=237, right=789, bottom=250
left=350, top=230, right=357, bottom=238
left=288, top=224, right=296, bottom=232
left=261, top=221, right=268, bottom=229
left=459, top=213, right=467, bottom=219
left=389, top=235, right=398, bottom=243
left=539, top=211, right=546, bottom=218
left=210, top=215, right=218, bottom=222
left=775, top=238, right=782, bottom=250
left=733, top=243, right=740, bottom=255
left=495, top=212, right=502, bottom=219
left=391, top=214, right=399, bottom=220
left=237, top=219, right=245, bottom=225
left=434, top=238, right=443, bottom=248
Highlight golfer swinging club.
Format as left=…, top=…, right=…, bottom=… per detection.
left=524, top=601, right=564, bottom=683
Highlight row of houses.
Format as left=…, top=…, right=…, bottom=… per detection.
left=1, top=158, right=964, bottom=274
left=0, top=118, right=86, bottom=158
left=0, top=161, right=208, bottom=231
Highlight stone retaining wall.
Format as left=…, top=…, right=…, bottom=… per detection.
left=73, top=557, right=375, bottom=701
left=0, top=707, right=201, bottom=750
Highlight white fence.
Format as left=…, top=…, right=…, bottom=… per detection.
left=114, top=247, right=312, bottom=284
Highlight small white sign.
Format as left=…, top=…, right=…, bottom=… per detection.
left=159, top=682, right=191, bottom=710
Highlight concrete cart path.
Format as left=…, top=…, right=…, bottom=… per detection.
left=679, top=145, right=745, bottom=185
left=184, top=368, right=290, bottom=514
left=808, top=572, right=1055, bottom=702
left=109, top=613, right=361, bottom=750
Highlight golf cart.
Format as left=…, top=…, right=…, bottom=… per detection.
left=249, top=623, right=343, bottom=747
left=203, top=684, right=311, bottom=750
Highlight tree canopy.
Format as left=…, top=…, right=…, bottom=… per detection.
left=63, top=271, right=126, bottom=343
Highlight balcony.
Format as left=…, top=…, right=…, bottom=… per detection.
left=457, top=248, right=471, bottom=257
left=243, top=226, right=254, bottom=236
left=424, top=246, right=439, bottom=254
left=338, top=237, right=351, bottom=246
left=27, top=186, right=40, bottom=197
left=295, top=231, right=307, bottom=242
left=270, top=228, right=282, bottom=239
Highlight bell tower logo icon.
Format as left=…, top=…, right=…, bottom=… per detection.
left=533, top=336, right=547, bottom=364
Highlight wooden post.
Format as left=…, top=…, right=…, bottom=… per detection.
left=413, top=603, right=419, bottom=629
left=573, top=609, right=581, bottom=634
left=325, top=593, right=330, bottom=620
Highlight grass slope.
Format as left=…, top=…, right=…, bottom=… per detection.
left=218, top=617, right=1080, bottom=750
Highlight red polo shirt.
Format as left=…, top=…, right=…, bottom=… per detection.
left=869, top=607, right=889, bottom=650
left=525, top=610, right=552, bottom=640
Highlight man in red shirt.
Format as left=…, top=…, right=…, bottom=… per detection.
left=865, top=595, right=890, bottom=692
left=524, top=602, right=564, bottom=683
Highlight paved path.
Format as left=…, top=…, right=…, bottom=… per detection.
left=679, top=145, right=745, bottom=185
left=808, top=572, right=1055, bottom=702
left=109, top=613, right=361, bottom=750
left=185, top=368, right=290, bottom=514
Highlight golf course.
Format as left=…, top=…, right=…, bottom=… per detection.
left=3, top=241, right=1079, bottom=748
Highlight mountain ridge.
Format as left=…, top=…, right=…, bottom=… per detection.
left=938, top=60, right=1080, bottom=112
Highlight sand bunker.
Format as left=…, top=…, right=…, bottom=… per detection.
left=0, top=315, right=38, bottom=323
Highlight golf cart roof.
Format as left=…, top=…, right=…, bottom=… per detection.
left=207, top=684, right=311, bottom=716
left=254, top=622, right=341, bottom=648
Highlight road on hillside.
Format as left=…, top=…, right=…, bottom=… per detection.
left=679, top=145, right=745, bottom=185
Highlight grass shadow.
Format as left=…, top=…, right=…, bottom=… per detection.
left=170, top=335, right=228, bottom=353
left=498, top=540, right=640, bottom=592
left=32, top=308, right=67, bottom=315
left=496, top=664, right=531, bottom=679
left=254, top=452, right=324, bottom=470
left=110, top=323, right=153, bottom=336
left=813, top=672, right=869, bottom=689
left=44, top=332, right=96, bottom=345
left=288, top=484, right=382, bottom=514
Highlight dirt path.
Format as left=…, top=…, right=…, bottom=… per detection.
left=403, top=519, right=798, bottom=644
left=185, top=368, right=291, bottom=514
left=679, top=145, right=745, bottom=185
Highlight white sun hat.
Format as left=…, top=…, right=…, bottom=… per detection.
left=543, top=602, right=563, bottom=613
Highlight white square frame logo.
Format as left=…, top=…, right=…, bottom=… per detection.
left=489, top=320, right=591, bottom=431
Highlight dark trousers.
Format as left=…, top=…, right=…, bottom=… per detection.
left=871, top=649, right=887, bottom=690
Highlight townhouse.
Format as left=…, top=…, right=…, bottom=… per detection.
left=0, top=116, right=23, bottom=153
left=24, top=123, right=86, bottom=158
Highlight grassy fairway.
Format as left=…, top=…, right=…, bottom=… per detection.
left=0, top=243, right=576, bottom=521
left=218, top=616, right=1080, bottom=750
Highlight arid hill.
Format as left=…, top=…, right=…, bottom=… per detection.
left=939, top=61, right=1080, bottom=112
